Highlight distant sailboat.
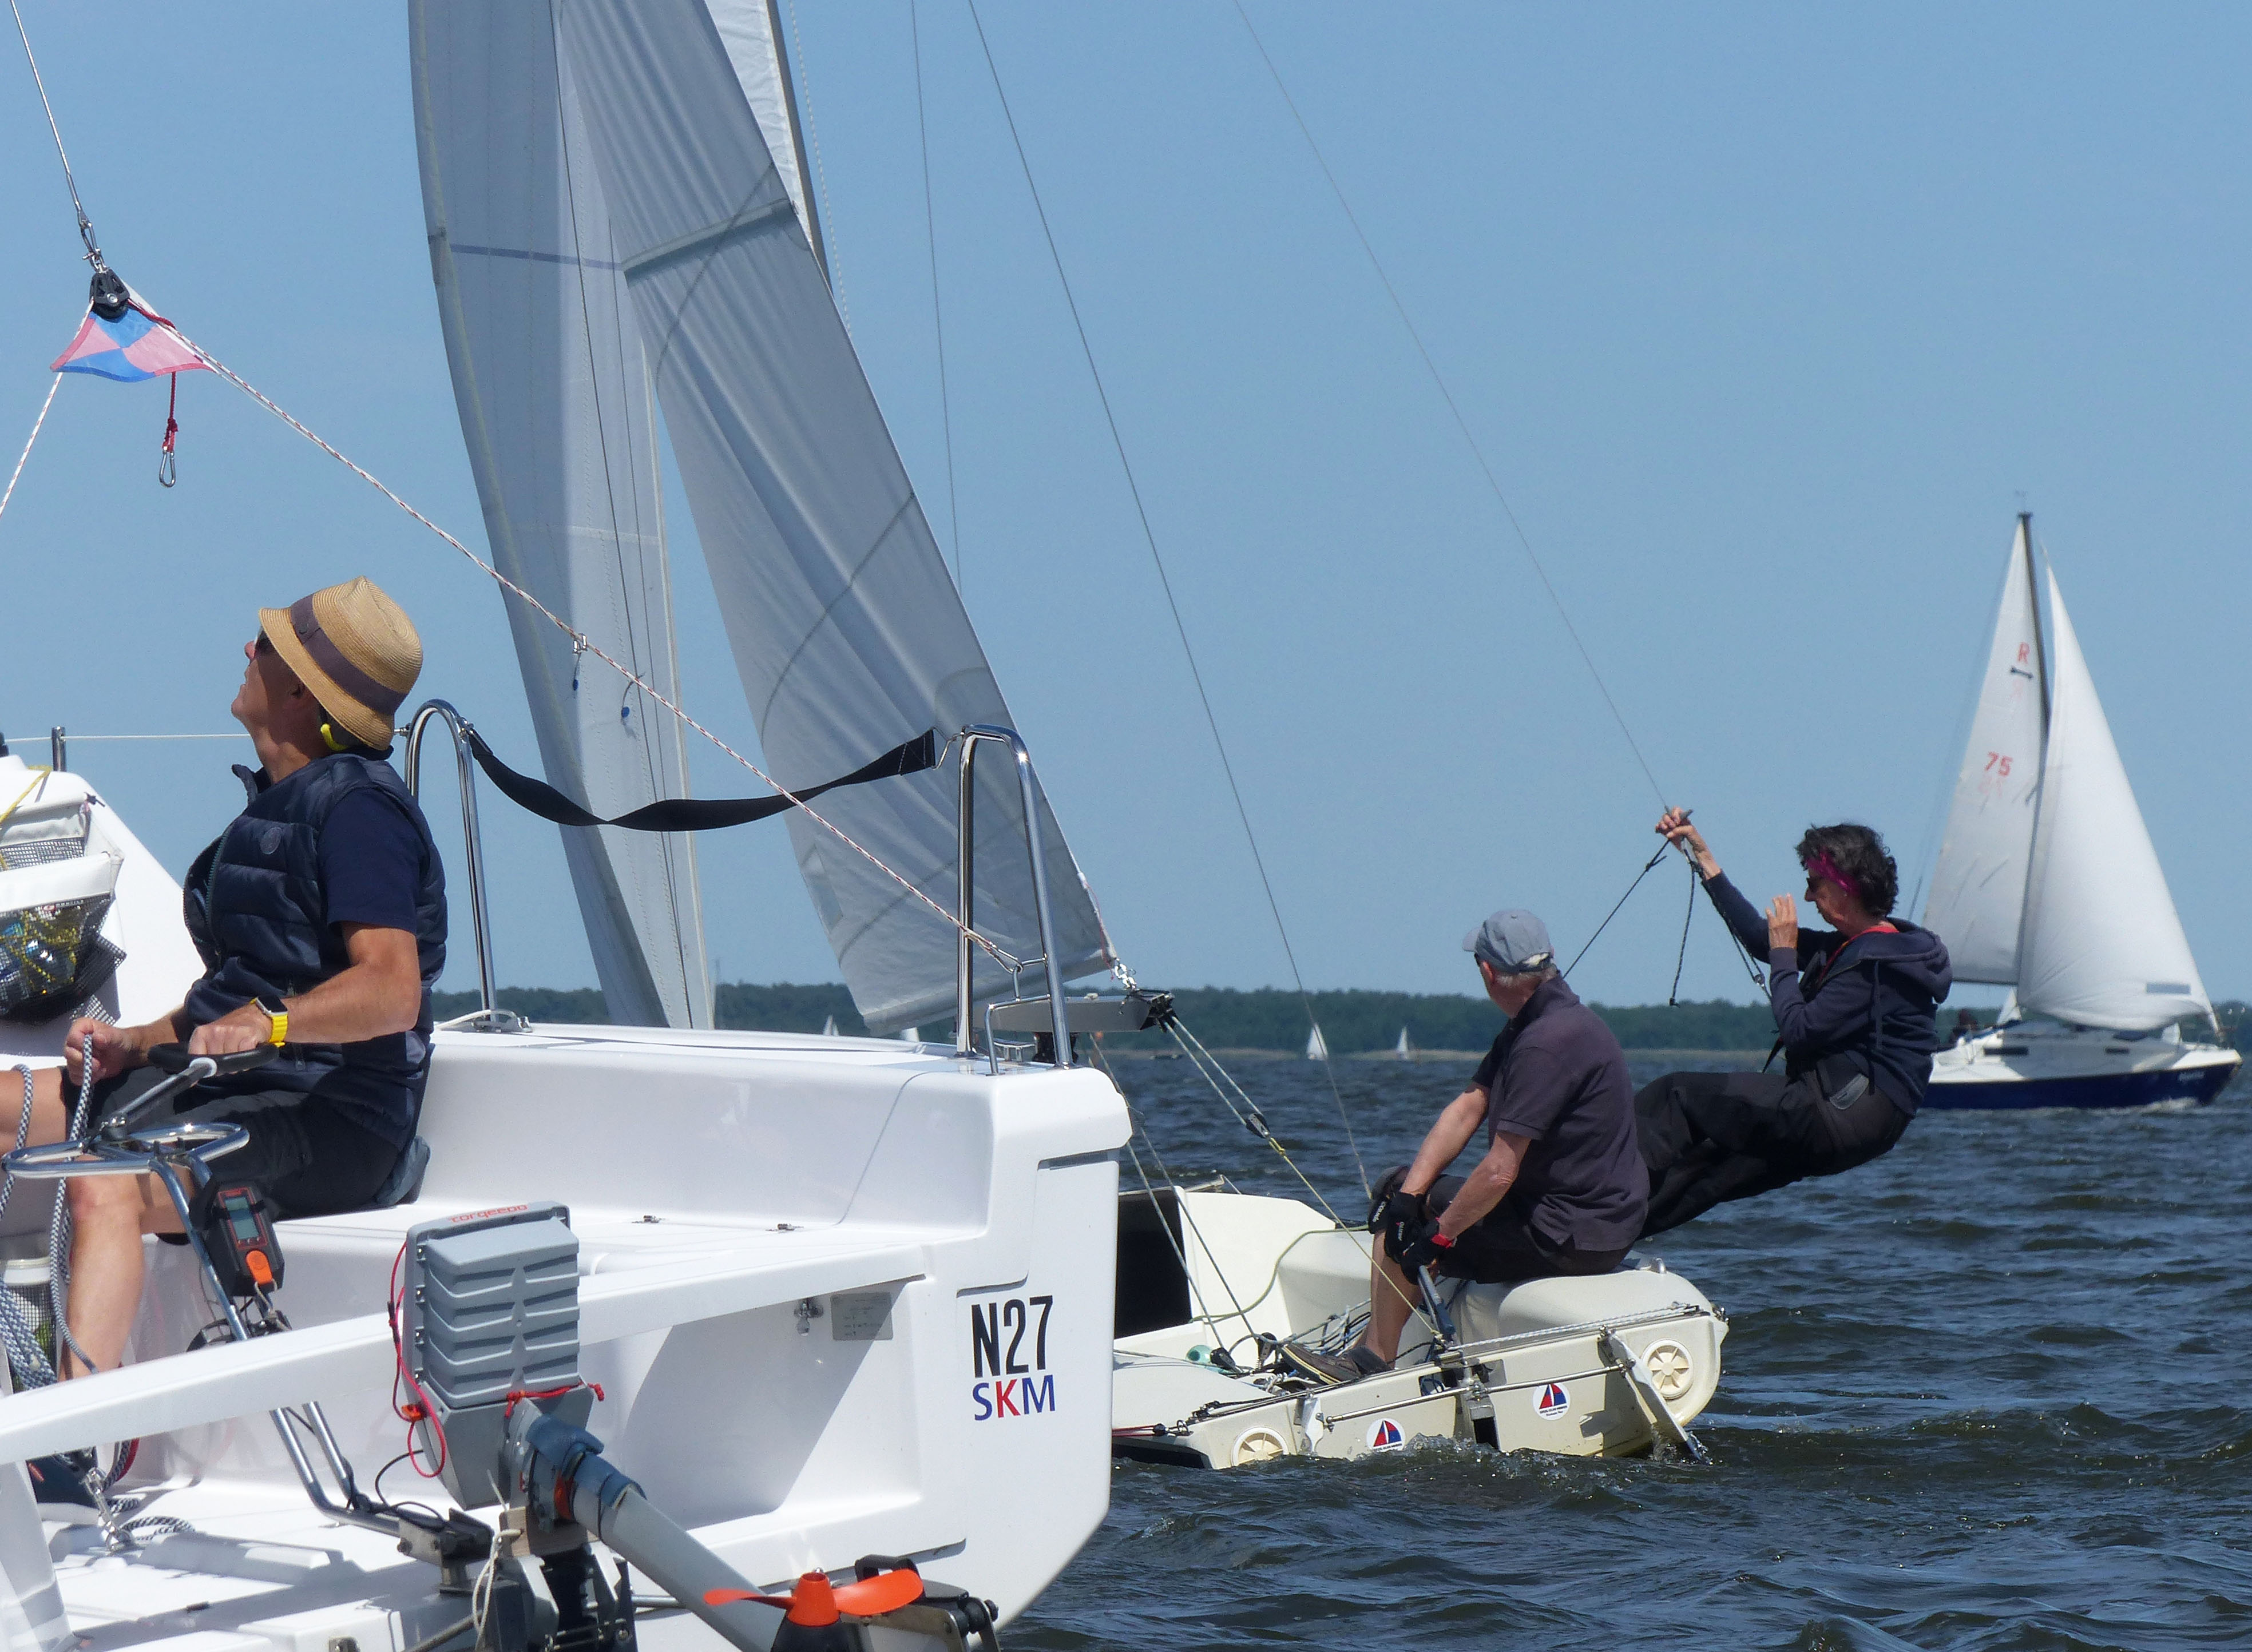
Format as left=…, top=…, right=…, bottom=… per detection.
left=822, top=1014, right=839, bottom=1037
left=1921, top=515, right=2240, bottom=1108
left=1395, top=1026, right=1417, bottom=1061
left=1305, top=1024, right=1329, bottom=1061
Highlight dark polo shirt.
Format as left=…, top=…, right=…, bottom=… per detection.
left=1472, top=976, right=1648, bottom=1253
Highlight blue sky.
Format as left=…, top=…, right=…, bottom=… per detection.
left=0, top=3, right=2244, bottom=1010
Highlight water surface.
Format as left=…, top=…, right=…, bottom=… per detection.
left=1016, top=1053, right=2252, bottom=1650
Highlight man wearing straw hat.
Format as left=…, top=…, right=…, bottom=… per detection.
left=22, top=578, right=446, bottom=1417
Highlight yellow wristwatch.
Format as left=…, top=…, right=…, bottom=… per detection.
left=255, top=996, right=290, bottom=1046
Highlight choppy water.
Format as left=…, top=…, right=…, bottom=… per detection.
left=1016, top=1053, right=2252, bottom=1650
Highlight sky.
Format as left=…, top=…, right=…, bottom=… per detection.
left=0, top=3, right=2245, bottom=1012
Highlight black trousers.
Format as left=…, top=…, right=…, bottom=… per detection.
left=1634, top=1068, right=1909, bottom=1237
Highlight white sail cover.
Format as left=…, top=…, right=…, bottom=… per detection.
left=411, top=2, right=712, bottom=1028
left=553, top=0, right=1113, bottom=1032
left=1921, top=521, right=2046, bottom=983
left=2016, top=572, right=2210, bottom=1030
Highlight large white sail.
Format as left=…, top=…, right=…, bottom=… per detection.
left=705, top=1, right=824, bottom=277
left=2015, top=571, right=2210, bottom=1030
left=410, top=2, right=713, bottom=1028
left=1921, top=517, right=2046, bottom=983
left=554, top=0, right=1113, bottom=1032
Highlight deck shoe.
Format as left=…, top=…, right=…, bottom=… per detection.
left=27, top=1450, right=97, bottom=1507
left=1278, top=1341, right=1389, bottom=1385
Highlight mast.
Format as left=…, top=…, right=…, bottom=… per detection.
left=2004, top=511, right=2047, bottom=1013
left=763, top=0, right=829, bottom=285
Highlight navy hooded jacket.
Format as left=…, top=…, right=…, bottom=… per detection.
left=1700, top=872, right=1953, bottom=1115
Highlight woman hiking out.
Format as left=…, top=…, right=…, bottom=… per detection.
left=1635, top=809, right=1952, bottom=1236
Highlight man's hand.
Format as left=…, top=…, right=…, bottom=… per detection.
left=1385, top=1214, right=1453, bottom=1275
left=62, top=1019, right=142, bottom=1086
left=188, top=1003, right=274, bottom=1059
left=1767, top=894, right=1798, bottom=956
left=1368, top=1185, right=1428, bottom=1250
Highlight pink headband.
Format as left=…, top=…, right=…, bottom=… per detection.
left=1803, top=852, right=1859, bottom=899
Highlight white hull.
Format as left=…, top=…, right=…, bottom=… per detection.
left=1110, top=1188, right=1724, bottom=1468
left=1926, top=1021, right=2239, bottom=1110
left=0, top=1026, right=1131, bottom=1643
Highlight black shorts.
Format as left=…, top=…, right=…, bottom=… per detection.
left=94, top=1069, right=403, bottom=1221
left=1376, top=1165, right=1631, bottom=1285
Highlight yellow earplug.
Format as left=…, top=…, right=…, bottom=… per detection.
left=319, top=722, right=351, bottom=754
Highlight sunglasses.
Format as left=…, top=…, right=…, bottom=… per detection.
left=251, top=634, right=275, bottom=657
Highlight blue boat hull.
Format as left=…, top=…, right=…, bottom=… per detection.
left=1922, top=1060, right=2239, bottom=1111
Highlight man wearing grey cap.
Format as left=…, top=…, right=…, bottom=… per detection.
left=1286, top=910, right=1648, bottom=1382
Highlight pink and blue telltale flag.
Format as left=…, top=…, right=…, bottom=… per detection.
left=50, top=301, right=207, bottom=383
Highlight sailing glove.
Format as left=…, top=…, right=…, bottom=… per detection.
left=1387, top=1216, right=1454, bottom=1274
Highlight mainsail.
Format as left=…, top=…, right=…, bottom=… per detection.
left=2015, top=572, right=2210, bottom=1030
left=549, top=0, right=1113, bottom=1032
left=1921, top=516, right=2047, bottom=983
left=410, top=2, right=713, bottom=1028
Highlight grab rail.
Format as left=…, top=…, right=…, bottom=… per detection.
left=403, top=700, right=521, bottom=1032
left=954, top=725, right=1072, bottom=1069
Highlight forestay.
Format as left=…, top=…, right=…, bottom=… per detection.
left=2015, top=573, right=2209, bottom=1030
left=1922, top=518, right=2046, bottom=984
left=411, top=2, right=713, bottom=1028
left=553, top=0, right=1113, bottom=1031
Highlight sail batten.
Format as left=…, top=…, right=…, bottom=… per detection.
left=2015, top=573, right=2209, bottom=1030
left=1921, top=518, right=2046, bottom=984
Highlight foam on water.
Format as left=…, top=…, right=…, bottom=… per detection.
left=1017, top=1054, right=2252, bottom=1649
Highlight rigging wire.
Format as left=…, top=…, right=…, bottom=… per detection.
left=963, top=0, right=1369, bottom=1198
left=0, top=375, right=61, bottom=531
left=7, top=0, right=102, bottom=268
left=1228, top=3, right=1667, bottom=809
left=909, top=0, right=965, bottom=593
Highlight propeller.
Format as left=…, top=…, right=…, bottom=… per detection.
left=705, top=1567, right=924, bottom=1626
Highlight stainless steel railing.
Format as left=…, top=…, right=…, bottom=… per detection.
left=954, top=725, right=1072, bottom=1069
left=402, top=700, right=521, bottom=1033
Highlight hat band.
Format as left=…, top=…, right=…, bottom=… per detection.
left=287, top=595, right=405, bottom=722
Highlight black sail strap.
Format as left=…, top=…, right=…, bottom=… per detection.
left=462, top=727, right=939, bottom=833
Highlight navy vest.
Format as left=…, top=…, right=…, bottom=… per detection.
left=182, top=754, right=447, bottom=1148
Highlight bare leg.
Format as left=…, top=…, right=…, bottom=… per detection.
left=61, top=1175, right=178, bottom=1378
left=1363, top=1248, right=1422, bottom=1364
left=21, top=1067, right=70, bottom=1153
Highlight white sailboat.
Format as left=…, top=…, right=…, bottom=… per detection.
left=0, top=2, right=1130, bottom=1644
left=1922, top=515, right=2240, bottom=1108
left=1303, top=1024, right=1328, bottom=1061
left=1394, top=1026, right=1417, bottom=1061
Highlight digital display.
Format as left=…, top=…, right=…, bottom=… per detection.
left=225, top=1197, right=260, bottom=1241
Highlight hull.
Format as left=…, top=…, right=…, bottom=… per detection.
left=1110, top=1188, right=1724, bottom=1468
left=1925, top=1026, right=2240, bottom=1111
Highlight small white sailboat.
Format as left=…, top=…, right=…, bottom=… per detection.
left=1394, top=1026, right=1416, bottom=1061
left=1303, top=1024, right=1328, bottom=1061
left=821, top=1014, right=839, bottom=1037
left=1921, top=515, right=2240, bottom=1108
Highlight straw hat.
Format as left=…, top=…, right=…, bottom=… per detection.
left=259, top=577, right=422, bottom=751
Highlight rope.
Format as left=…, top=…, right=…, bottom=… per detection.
left=0, top=1070, right=50, bottom=1387
left=159, top=321, right=1010, bottom=968
left=909, top=0, right=964, bottom=592
left=0, top=375, right=62, bottom=532
left=6, top=0, right=102, bottom=267
left=49, top=1035, right=100, bottom=1379
left=964, top=0, right=1369, bottom=1197
left=1668, top=861, right=1696, bottom=1006
left=1562, top=844, right=1668, bottom=978
left=1229, top=3, right=1667, bottom=809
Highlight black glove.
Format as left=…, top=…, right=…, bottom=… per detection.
left=1367, top=1185, right=1426, bottom=1249
left=1386, top=1214, right=1453, bottom=1274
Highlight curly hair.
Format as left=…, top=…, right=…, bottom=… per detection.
left=1795, top=822, right=1899, bottom=916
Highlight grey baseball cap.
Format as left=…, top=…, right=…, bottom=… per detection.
left=1462, top=909, right=1556, bottom=974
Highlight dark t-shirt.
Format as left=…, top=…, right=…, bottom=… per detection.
left=319, top=789, right=427, bottom=932
left=1470, top=977, right=1648, bottom=1253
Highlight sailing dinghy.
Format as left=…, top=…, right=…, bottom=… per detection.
left=1921, top=516, right=2239, bottom=1108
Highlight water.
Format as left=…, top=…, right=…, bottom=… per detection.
left=1016, top=1054, right=2252, bottom=1650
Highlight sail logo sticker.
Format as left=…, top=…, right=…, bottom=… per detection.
left=1535, top=1382, right=1569, bottom=1418
left=969, top=1294, right=1056, bottom=1421
left=1366, top=1419, right=1404, bottom=1451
